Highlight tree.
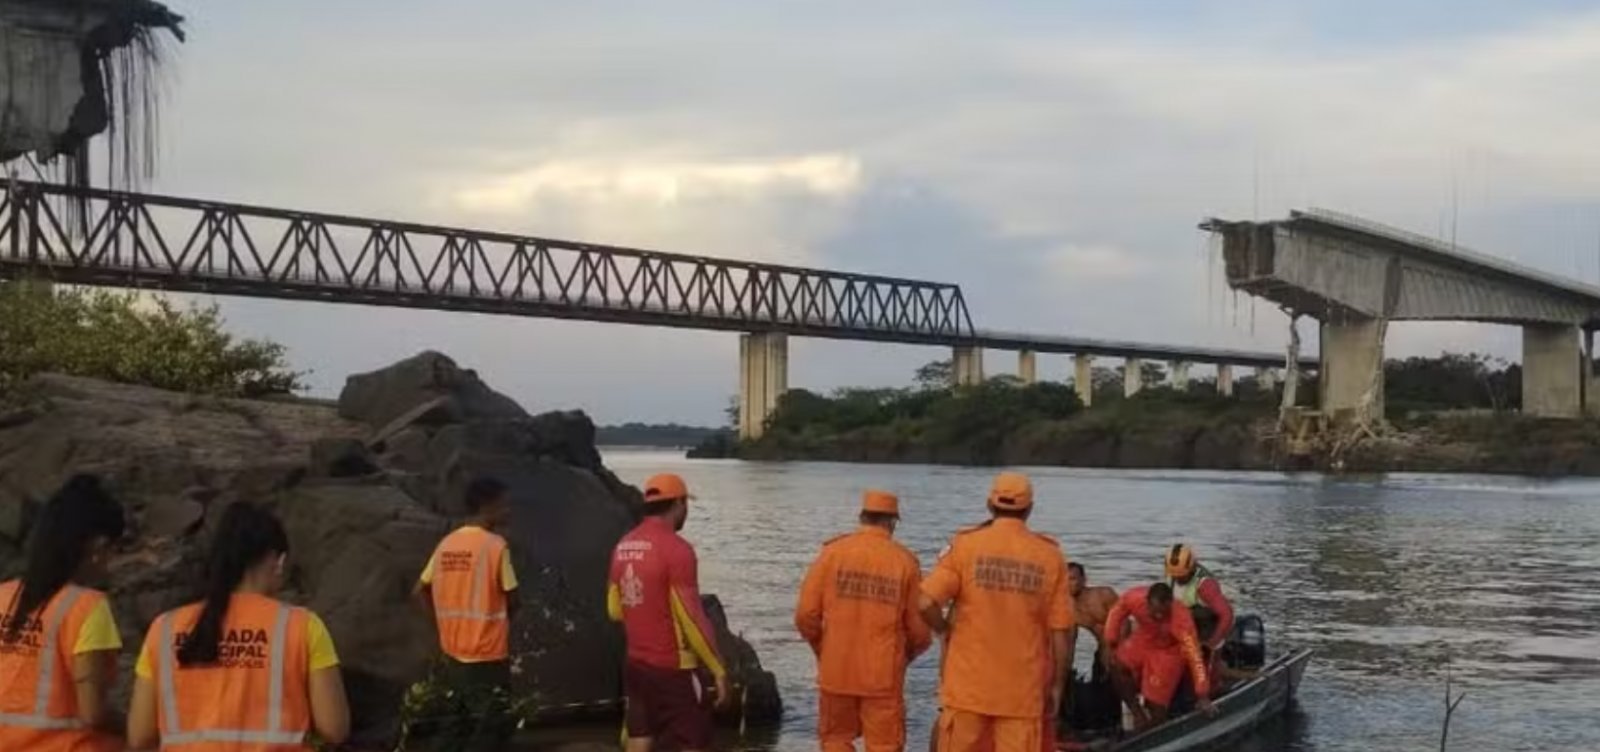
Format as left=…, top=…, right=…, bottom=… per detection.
left=0, top=281, right=303, bottom=396
left=914, top=359, right=953, bottom=391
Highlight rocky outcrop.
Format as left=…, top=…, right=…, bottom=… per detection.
left=0, top=352, right=779, bottom=746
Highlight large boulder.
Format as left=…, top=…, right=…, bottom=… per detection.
left=0, top=355, right=781, bottom=747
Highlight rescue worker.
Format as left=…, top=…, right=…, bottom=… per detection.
left=917, top=472, right=1074, bottom=752
left=1102, top=583, right=1212, bottom=731
left=608, top=473, right=729, bottom=752
left=795, top=490, right=932, bottom=752
left=0, top=475, right=127, bottom=752
left=413, top=477, right=521, bottom=752
left=127, top=502, right=350, bottom=749
left=1163, top=545, right=1233, bottom=660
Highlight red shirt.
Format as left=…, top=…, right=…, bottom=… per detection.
left=607, top=517, right=726, bottom=676
left=1105, top=586, right=1209, bottom=697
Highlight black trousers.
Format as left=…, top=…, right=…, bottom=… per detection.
left=422, top=658, right=515, bottom=752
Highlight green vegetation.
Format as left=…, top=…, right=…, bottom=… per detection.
left=0, top=280, right=302, bottom=397
left=597, top=422, right=726, bottom=448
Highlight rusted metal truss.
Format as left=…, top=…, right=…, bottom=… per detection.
left=0, top=179, right=976, bottom=343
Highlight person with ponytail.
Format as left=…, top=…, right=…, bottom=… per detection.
left=126, top=502, right=349, bottom=751
left=0, top=474, right=128, bottom=752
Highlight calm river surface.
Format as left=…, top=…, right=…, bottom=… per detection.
left=603, top=451, right=1600, bottom=752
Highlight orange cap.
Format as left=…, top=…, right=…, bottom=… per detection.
left=987, top=471, right=1034, bottom=511
left=641, top=473, right=691, bottom=504
left=861, top=489, right=900, bottom=516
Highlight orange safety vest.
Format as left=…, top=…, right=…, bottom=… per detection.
left=0, top=580, right=117, bottom=752
left=152, top=594, right=311, bottom=751
left=430, top=526, right=511, bottom=661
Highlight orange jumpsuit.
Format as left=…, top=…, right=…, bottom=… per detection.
left=1104, top=587, right=1209, bottom=709
left=921, top=520, right=1074, bottom=752
left=797, top=525, right=931, bottom=752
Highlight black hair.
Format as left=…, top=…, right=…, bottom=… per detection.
left=1147, top=582, right=1174, bottom=605
left=176, top=503, right=289, bottom=666
left=464, top=477, right=509, bottom=514
left=3, top=475, right=125, bottom=643
left=1068, top=561, right=1085, bottom=578
left=859, top=511, right=898, bottom=527
left=642, top=499, right=681, bottom=517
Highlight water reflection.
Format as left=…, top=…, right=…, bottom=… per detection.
left=596, top=454, right=1600, bottom=752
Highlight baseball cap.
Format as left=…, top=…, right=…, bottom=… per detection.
left=987, top=471, right=1034, bottom=510
left=642, top=473, right=691, bottom=504
left=861, top=489, right=900, bottom=516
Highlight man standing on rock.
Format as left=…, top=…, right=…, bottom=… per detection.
left=795, top=489, right=932, bottom=752
left=414, top=476, right=520, bottom=752
left=918, top=472, right=1075, bottom=752
left=608, top=473, right=730, bottom=752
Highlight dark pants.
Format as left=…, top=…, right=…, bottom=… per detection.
left=422, top=658, right=514, bottom=752
left=624, top=660, right=714, bottom=752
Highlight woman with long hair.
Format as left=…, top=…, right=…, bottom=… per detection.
left=0, top=474, right=127, bottom=752
left=127, top=502, right=349, bottom=750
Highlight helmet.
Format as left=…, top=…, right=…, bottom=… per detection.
left=1164, top=543, right=1196, bottom=580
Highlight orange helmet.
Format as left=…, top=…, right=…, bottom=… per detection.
left=1164, top=543, right=1197, bottom=579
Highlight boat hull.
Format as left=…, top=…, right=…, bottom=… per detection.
left=1108, top=648, right=1313, bottom=752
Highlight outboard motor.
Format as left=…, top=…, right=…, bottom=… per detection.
left=1221, top=613, right=1266, bottom=669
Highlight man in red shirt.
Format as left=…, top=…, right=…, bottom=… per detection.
left=608, top=473, right=729, bottom=752
left=1164, top=544, right=1234, bottom=658
left=1103, top=583, right=1214, bottom=730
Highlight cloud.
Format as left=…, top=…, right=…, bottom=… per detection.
left=1042, top=244, right=1151, bottom=281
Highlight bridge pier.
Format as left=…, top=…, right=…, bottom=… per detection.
left=1217, top=364, right=1234, bottom=396
left=953, top=346, right=984, bottom=387
left=1074, top=354, right=1093, bottom=406
left=1320, top=318, right=1385, bottom=420
left=1169, top=361, right=1191, bottom=390
left=1523, top=324, right=1582, bottom=418
left=1017, top=350, right=1037, bottom=385
left=738, top=332, right=788, bottom=440
left=1124, top=358, right=1144, bottom=398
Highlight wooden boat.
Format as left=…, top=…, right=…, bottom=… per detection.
left=1074, top=647, right=1314, bottom=752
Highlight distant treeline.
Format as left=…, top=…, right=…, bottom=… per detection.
left=597, top=422, right=728, bottom=448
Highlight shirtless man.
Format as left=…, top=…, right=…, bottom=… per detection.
left=1067, top=562, right=1118, bottom=666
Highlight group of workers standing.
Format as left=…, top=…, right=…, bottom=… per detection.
left=791, top=471, right=1237, bottom=752
left=1, top=468, right=1237, bottom=752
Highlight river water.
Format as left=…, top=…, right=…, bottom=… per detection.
left=602, top=451, right=1600, bottom=752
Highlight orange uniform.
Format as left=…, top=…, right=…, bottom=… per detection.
left=796, top=508, right=931, bottom=752
left=0, top=581, right=121, bottom=752
left=138, top=592, right=323, bottom=751
left=421, top=525, right=516, bottom=662
left=921, top=518, right=1073, bottom=752
left=1104, top=586, right=1209, bottom=709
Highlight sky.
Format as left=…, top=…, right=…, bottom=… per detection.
left=100, top=1, right=1600, bottom=424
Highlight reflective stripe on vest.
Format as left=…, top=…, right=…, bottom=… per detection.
left=435, top=536, right=507, bottom=623
left=0, top=585, right=87, bottom=731
left=157, top=603, right=304, bottom=748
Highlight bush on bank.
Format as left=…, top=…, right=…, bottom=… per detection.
left=0, top=280, right=303, bottom=397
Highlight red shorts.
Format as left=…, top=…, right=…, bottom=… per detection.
left=624, top=661, right=713, bottom=752
left=1116, top=637, right=1185, bottom=708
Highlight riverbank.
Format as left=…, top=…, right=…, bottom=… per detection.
left=709, top=388, right=1600, bottom=476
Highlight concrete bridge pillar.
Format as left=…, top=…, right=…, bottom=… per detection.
left=1523, top=324, right=1582, bottom=418
left=1257, top=367, right=1278, bottom=392
left=1124, top=358, right=1144, bottom=398
left=1018, top=350, right=1038, bottom=385
left=1217, top=364, right=1234, bottom=396
left=1169, top=361, right=1191, bottom=390
left=953, top=345, right=984, bottom=387
left=738, top=332, right=788, bottom=440
left=1320, top=318, right=1385, bottom=420
left=1074, top=354, right=1093, bottom=407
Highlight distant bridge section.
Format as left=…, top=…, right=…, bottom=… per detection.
left=1204, top=208, right=1600, bottom=419
left=0, top=179, right=1306, bottom=438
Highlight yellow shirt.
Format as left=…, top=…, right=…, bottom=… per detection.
left=74, top=597, right=122, bottom=654
left=135, top=611, right=340, bottom=678
left=418, top=525, right=520, bottom=591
